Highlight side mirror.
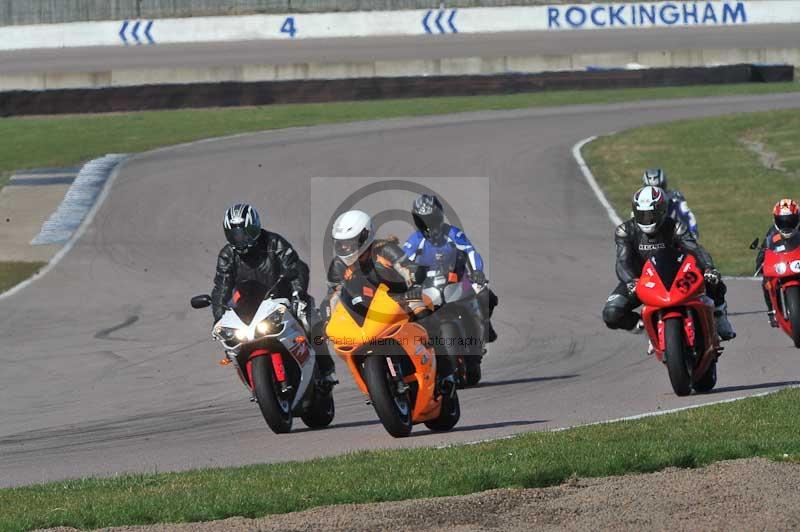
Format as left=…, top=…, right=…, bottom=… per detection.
left=749, top=238, right=760, bottom=250
left=190, top=294, right=212, bottom=309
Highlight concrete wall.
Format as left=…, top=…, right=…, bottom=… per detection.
left=0, top=0, right=777, bottom=26
left=1, top=47, right=796, bottom=91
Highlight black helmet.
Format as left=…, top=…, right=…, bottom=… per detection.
left=412, top=194, right=446, bottom=244
left=632, top=186, right=667, bottom=235
left=642, top=168, right=667, bottom=189
left=223, top=204, right=261, bottom=253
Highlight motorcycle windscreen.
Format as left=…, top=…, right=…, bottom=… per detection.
left=228, top=280, right=270, bottom=325
left=648, top=248, right=685, bottom=291
left=328, top=284, right=407, bottom=344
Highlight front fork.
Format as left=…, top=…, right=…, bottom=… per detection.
left=656, top=311, right=696, bottom=355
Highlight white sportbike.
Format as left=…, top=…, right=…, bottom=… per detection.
left=191, top=273, right=334, bottom=434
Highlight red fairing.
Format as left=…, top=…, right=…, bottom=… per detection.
left=637, top=253, right=719, bottom=376
left=244, top=349, right=272, bottom=390
left=763, top=246, right=800, bottom=339
left=763, top=247, right=800, bottom=280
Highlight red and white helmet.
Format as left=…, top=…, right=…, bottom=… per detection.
left=773, top=198, right=800, bottom=238
left=632, top=186, right=667, bottom=235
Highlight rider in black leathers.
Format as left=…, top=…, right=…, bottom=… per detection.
left=211, top=204, right=337, bottom=383
left=602, top=186, right=736, bottom=341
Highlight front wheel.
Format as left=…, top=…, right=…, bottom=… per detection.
left=363, top=355, right=413, bottom=438
left=693, top=360, right=717, bottom=393
left=784, top=286, right=800, bottom=348
left=251, top=356, right=293, bottom=434
left=664, top=318, right=692, bottom=397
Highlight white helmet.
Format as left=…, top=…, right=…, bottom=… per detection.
left=632, top=186, right=667, bottom=235
left=331, top=210, right=374, bottom=266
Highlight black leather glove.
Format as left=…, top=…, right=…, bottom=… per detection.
left=470, top=270, right=487, bottom=285
left=704, top=268, right=721, bottom=285
left=405, top=286, right=423, bottom=301
left=626, top=279, right=638, bottom=297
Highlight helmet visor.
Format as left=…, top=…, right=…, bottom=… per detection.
left=413, top=211, right=444, bottom=236
left=776, top=213, right=799, bottom=233
left=334, top=228, right=370, bottom=258
left=227, top=227, right=257, bottom=252
left=634, top=209, right=660, bottom=227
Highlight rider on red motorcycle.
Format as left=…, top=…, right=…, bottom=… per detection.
left=756, top=198, right=800, bottom=328
left=602, top=186, right=736, bottom=343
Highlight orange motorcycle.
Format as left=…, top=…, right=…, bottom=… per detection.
left=326, top=282, right=460, bottom=437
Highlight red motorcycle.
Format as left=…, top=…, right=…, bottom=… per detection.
left=761, top=240, right=800, bottom=347
left=636, top=248, right=721, bottom=396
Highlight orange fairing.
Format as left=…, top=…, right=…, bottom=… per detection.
left=326, top=284, right=442, bottom=423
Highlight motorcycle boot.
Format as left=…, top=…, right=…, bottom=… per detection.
left=715, top=302, right=736, bottom=341
left=767, top=310, right=779, bottom=328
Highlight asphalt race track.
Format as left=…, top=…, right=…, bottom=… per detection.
left=0, top=24, right=798, bottom=74
left=3, top=93, right=800, bottom=488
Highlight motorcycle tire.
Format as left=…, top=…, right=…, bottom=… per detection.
left=693, top=360, right=717, bottom=393
left=785, top=286, right=800, bottom=348
left=424, top=389, right=461, bottom=432
left=465, top=357, right=482, bottom=387
left=251, top=355, right=293, bottom=434
left=664, top=317, right=692, bottom=397
left=364, top=354, right=413, bottom=438
left=300, top=388, right=335, bottom=429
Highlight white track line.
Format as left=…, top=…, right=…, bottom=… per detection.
left=573, top=136, right=623, bottom=227
left=0, top=154, right=130, bottom=301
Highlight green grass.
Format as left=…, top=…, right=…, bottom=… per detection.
left=583, top=108, right=800, bottom=276
left=0, top=262, right=44, bottom=293
left=1, top=387, right=798, bottom=532
left=1, top=81, right=799, bottom=190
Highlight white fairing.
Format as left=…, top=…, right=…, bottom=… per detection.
left=214, top=297, right=316, bottom=410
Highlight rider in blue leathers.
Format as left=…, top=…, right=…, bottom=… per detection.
left=403, top=194, right=498, bottom=343
left=642, top=168, right=699, bottom=238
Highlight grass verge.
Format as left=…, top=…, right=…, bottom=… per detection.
left=1, top=82, right=798, bottom=191
left=2, top=387, right=798, bottom=532
left=0, top=262, right=44, bottom=293
left=583, top=108, right=800, bottom=276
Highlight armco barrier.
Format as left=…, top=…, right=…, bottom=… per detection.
left=2, top=1, right=800, bottom=51
left=0, top=64, right=791, bottom=117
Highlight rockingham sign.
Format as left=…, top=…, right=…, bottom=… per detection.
left=546, top=1, right=748, bottom=29
left=0, top=1, right=796, bottom=50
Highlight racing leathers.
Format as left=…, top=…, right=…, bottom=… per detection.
left=665, top=189, right=699, bottom=238
left=755, top=226, right=800, bottom=325
left=403, top=224, right=498, bottom=342
left=602, top=217, right=735, bottom=340
left=211, top=229, right=336, bottom=376
left=324, top=238, right=456, bottom=383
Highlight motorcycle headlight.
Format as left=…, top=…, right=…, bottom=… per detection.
left=214, top=326, right=239, bottom=342
left=256, top=311, right=284, bottom=337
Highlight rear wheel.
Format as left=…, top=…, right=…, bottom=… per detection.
left=693, top=360, right=717, bottom=393
left=424, top=390, right=461, bottom=431
left=664, top=318, right=692, bottom=397
left=465, top=358, right=482, bottom=387
left=251, top=356, right=293, bottom=434
left=363, top=355, right=413, bottom=438
left=784, top=286, right=800, bottom=348
left=300, top=386, right=335, bottom=429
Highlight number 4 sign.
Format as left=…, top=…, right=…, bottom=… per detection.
left=281, top=17, right=297, bottom=38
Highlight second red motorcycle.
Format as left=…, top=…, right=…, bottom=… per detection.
left=761, top=239, right=800, bottom=348
left=636, top=248, right=721, bottom=396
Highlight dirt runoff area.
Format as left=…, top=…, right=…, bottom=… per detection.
left=45, top=457, right=800, bottom=532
